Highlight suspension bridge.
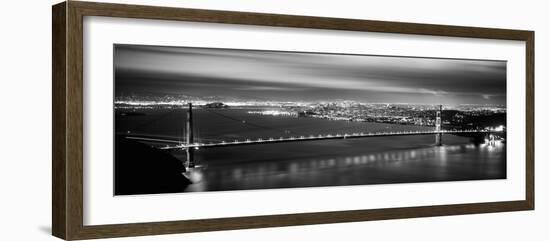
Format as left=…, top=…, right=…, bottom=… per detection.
left=125, top=103, right=504, bottom=169
left=127, top=129, right=498, bottom=150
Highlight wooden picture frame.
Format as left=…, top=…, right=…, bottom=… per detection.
left=52, top=1, right=534, bottom=240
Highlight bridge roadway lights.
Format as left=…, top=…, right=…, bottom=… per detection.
left=162, top=130, right=496, bottom=150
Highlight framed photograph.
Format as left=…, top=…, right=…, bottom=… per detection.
left=52, top=1, right=534, bottom=240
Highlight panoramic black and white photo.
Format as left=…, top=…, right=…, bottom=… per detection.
left=113, top=44, right=507, bottom=195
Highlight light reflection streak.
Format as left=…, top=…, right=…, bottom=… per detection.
left=196, top=141, right=505, bottom=185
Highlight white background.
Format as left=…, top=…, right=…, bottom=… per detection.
left=84, top=16, right=525, bottom=225
left=0, top=0, right=547, bottom=240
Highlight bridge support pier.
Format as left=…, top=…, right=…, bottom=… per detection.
left=435, top=133, right=442, bottom=146
left=186, top=148, right=195, bottom=169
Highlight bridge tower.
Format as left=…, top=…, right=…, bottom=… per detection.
left=435, top=105, right=442, bottom=146
left=186, top=103, right=195, bottom=169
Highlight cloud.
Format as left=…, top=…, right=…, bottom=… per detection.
left=115, top=44, right=506, bottom=104
left=235, top=86, right=305, bottom=91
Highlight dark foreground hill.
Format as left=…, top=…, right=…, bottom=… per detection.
left=115, top=135, right=191, bottom=195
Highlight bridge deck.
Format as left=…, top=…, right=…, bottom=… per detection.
left=126, top=129, right=499, bottom=150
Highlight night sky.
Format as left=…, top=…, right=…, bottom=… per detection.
left=114, top=44, right=506, bottom=105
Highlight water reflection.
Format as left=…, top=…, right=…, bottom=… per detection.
left=185, top=140, right=505, bottom=192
